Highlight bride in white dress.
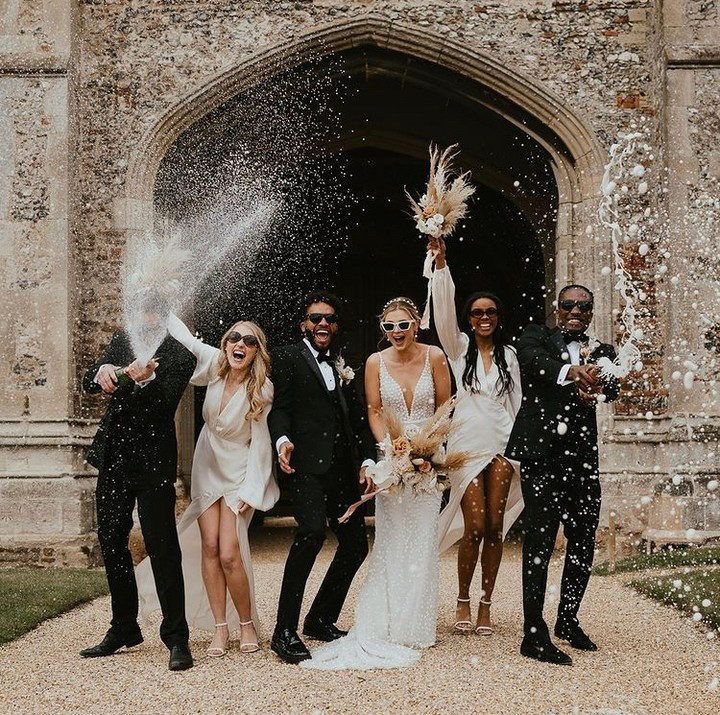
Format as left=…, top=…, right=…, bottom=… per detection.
left=429, top=237, right=523, bottom=636
left=136, top=313, right=279, bottom=656
left=302, top=297, right=451, bottom=670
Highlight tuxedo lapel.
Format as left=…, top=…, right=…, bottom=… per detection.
left=550, top=327, right=569, bottom=361
left=299, top=341, right=333, bottom=400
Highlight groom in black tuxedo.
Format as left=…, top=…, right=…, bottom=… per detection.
left=506, top=285, right=619, bottom=666
left=269, top=291, right=376, bottom=664
left=79, top=306, right=196, bottom=671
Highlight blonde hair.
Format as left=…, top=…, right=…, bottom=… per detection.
left=217, top=321, right=271, bottom=422
left=379, top=297, right=422, bottom=324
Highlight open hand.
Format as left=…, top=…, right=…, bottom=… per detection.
left=96, top=364, right=119, bottom=394
left=125, top=358, right=158, bottom=383
left=359, top=466, right=375, bottom=494
left=278, top=441, right=295, bottom=474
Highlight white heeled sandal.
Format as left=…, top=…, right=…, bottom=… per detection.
left=239, top=619, right=260, bottom=654
left=475, top=598, right=494, bottom=636
left=453, top=597, right=474, bottom=634
left=207, top=622, right=229, bottom=657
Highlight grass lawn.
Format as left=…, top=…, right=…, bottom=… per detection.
left=631, top=568, right=720, bottom=632
left=0, top=568, right=108, bottom=646
left=593, top=545, right=720, bottom=575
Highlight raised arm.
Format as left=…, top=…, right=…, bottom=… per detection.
left=364, top=353, right=386, bottom=443
left=430, top=238, right=468, bottom=361
left=167, top=313, right=218, bottom=386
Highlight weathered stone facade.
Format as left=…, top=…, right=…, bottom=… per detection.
left=1, top=1, right=719, bottom=562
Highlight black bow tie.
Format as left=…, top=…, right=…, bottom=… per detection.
left=562, top=331, right=588, bottom=344
left=316, top=352, right=332, bottom=364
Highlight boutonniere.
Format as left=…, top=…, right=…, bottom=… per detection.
left=579, top=336, right=601, bottom=363
left=335, top=355, right=355, bottom=385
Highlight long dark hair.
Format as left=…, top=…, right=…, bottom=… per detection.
left=461, top=291, right=514, bottom=397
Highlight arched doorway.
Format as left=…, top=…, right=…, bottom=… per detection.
left=155, top=46, right=557, bottom=355
left=154, top=46, right=561, bottom=498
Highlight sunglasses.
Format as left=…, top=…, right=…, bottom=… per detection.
left=559, top=299, right=594, bottom=313
left=226, top=332, right=259, bottom=347
left=306, top=313, right=338, bottom=325
left=381, top=319, right=416, bottom=333
left=469, top=307, right=498, bottom=318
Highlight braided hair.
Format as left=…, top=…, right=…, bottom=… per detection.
left=461, top=291, right=514, bottom=397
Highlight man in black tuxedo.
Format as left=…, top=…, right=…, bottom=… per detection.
left=269, top=291, right=376, bottom=664
left=79, top=310, right=196, bottom=671
left=506, top=285, right=619, bottom=666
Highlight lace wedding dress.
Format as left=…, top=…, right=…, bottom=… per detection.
left=301, top=348, right=441, bottom=671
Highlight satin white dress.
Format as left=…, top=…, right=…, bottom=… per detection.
left=136, top=314, right=279, bottom=634
left=301, top=349, right=440, bottom=670
left=431, top=266, right=524, bottom=552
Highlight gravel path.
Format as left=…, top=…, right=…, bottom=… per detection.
left=1, top=531, right=717, bottom=715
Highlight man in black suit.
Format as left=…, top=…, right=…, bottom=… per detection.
left=506, top=285, right=619, bottom=666
left=269, top=291, right=376, bottom=664
left=79, top=308, right=196, bottom=671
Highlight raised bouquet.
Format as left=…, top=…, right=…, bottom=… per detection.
left=406, top=144, right=475, bottom=328
left=406, top=144, right=475, bottom=239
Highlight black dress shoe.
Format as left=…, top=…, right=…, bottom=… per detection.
left=79, top=631, right=143, bottom=658
left=520, top=637, right=573, bottom=666
left=303, top=616, right=348, bottom=642
left=168, top=644, right=194, bottom=671
left=555, top=622, right=598, bottom=651
left=271, top=627, right=311, bottom=664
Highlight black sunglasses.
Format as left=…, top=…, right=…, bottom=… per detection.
left=469, top=307, right=498, bottom=318
left=226, top=332, right=259, bottom=347
left=306, top=312, right=338, bottom=325
left=559, top=299, right=594, bottom=313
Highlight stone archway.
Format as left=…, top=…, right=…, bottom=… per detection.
left=118, top=15, right=608, bottom=482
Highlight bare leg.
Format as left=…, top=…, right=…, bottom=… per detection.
left=456, top=474, right=486, bottom=626
left=218, top=500, right=257, bottom=650
left=198, top=500, right=228, bottom=652
left=477, top=457, right=514, bottom=629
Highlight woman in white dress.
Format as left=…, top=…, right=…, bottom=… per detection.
left=136, top=314, right=279, bottom=657
left=301, top=297, right=452, bottom=671
left=429, top=237, right=523, bottom=636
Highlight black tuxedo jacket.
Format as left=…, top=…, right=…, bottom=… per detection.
left=268, top=341, right=376, bottom=475
left=83, top=330, right=195, bottom=484
left=505, top=323, right=620, bottom=464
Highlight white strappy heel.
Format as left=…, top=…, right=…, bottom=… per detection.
left=453, top=597, right=474, bottom=634
left=239, top=619, right=260, bottom=654
left=475, top=598, right=494, bottom=636
left=207, top=622, right=228, bottom=657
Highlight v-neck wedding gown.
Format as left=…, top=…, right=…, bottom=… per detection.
left=302, top=348, right=441, bottom=671
left=136, top=314, right=279, bottom=634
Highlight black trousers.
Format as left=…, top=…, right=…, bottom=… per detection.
left=275, top=447, right=368, bottom=631
left=96, top=469, right=189, bottom=649
left=520, top=447, right=601, bottom=640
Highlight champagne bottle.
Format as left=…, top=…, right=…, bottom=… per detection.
left=114, top=366, right=131, bottom=385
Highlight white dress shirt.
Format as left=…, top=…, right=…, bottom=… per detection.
left=557, top=340, right=581, bottom=385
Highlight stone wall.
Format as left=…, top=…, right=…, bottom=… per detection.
left=1, top=0, right=719, bottom=560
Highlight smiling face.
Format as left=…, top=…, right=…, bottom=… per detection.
left=468, top=297, right=499, bottom=339
left=556, top=287, right=594, bottom=334
left=301, top=301, right=338, bottom=352
left=382, top=308, right=417, bottom=352
left=223, top=322, right=259, bottom=373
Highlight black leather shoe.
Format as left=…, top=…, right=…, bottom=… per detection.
left=168, top=644, right=194, bottom=671
left=555, top=622, right=598, bottom=651
left=271, top=627, right=311, bottom=664
left=520, top=637, right=573, bottom=666
left=303, top=616, right=348, bottom=642
left=79, top=631, right=143, bottom=658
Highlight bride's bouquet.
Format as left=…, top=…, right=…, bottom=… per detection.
left=368, top=398, right=473, bottom=495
